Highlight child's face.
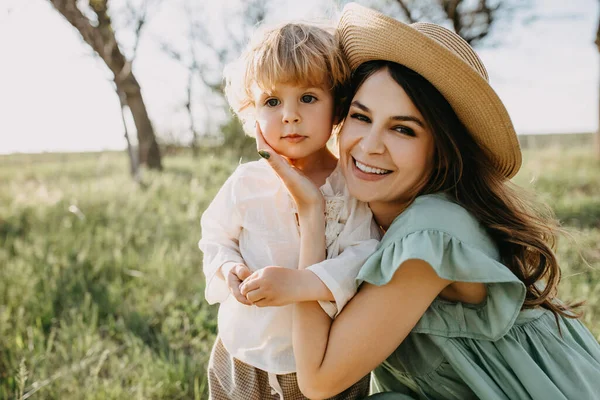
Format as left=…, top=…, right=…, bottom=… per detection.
left=253, top=83, right=335, bottom=160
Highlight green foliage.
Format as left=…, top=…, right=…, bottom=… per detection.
left=0, top=145, right=598, bottom=398
left=215, top=117, right=258, bottom=161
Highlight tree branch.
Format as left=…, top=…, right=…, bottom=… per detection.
left=441, top=0, right=462, bottom=36
left=126, top=0, right=163, bottom=61
left=395, top=0, right=416, bottom=23
left=49, top=0, right=128, bottom=78
left=48, top=0, right=106, bottom=57
left=595, top=15, right=600, bottom=50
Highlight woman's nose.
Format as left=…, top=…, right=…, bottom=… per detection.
left=359, top=128, right=385, bottom=154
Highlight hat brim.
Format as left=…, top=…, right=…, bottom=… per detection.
left=338, top=3, right=522, bottom=179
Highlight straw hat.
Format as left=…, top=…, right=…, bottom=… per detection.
left=338, top=3, right=522, bottom=179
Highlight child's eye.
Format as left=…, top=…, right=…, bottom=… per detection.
left=350, top=113, right=370, bottom=123
left=301, top=95, right=317, bottom=103
left=265, top=98, right=280, bottom=107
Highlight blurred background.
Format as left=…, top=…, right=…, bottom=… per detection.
left=0, top=0, right=599, bottom=398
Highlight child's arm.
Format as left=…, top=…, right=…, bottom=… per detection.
left=199, top=168, right=248, bottom=305
left=240, top=201, right=380, bottom=316
left=306, top=203, right=380, bottom=317
left=240, top=266, right=333, bottom=306
left=307, top=239, right=379, bottom=317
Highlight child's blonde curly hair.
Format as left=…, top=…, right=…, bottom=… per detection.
left=224, top=21, right=350, bottom=136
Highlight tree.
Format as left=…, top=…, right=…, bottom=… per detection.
left=393, top=0, right=499, bottom=45
left=48, top=0, right=162, bottom=170
left=379, top=0, right=529, bottom=46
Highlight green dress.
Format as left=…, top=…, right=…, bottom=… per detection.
left=357, top=194, right=600, bottom=400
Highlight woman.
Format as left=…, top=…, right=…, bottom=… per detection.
left=244, top=3, right=600, bottom=399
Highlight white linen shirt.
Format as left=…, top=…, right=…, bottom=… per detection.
left=199, top=159, right=380, bottom=374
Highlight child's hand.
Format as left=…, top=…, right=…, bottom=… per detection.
left=239, top=266, right=302, bottom=307
left=255, top=124, right=325, bottom=212
left=225, top=263, right=252, bottom=305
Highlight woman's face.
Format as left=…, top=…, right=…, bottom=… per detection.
left=339, top=68, right=435, bottom=216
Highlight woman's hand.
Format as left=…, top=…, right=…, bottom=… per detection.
left=255, top=124, right=325, bottom=213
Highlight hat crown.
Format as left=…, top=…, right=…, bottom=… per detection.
left=410, top=22, right=489, bottom=81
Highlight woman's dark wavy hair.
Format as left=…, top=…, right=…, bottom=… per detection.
left=342, top=60, right=582, bottom=321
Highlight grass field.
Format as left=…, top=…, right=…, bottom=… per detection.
left=1, top=146, right=599, bottom=399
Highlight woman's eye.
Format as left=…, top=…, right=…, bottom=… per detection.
left=301, top=95, right=317, bottom=103
left=350, top=113, right=370, bottom=123
left=394, top=126, right=416, bottom=137
left=266, top=98, right=280, bottom=107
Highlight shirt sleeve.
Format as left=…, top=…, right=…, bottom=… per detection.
left=307, top=195, right=380, bottom=318
left=199, top=168, right=245, bottom=305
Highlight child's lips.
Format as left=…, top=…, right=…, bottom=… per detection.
left=281, top=134, right=307, bottom=143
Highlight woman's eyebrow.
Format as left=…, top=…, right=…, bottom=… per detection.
left=390, top=115, right=425, bottom=128
left=351, top=100, right=370, bottom=112
left=351, top=100, right=425, bottom=128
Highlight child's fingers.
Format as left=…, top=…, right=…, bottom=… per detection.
left=255, top=123, right=273, bottom=152
left=251, top=298, right=270, bottom=307
left=245, top=288, right=266, bottom=304
left=231, top=284, right=253, bottom=305
left=257, top=149, right=300, bottom=190
left=233, top=264, right=252, bottom=281
left=239, top=277, right=260, bottom=297
left=255, top=124, right=308, bottom=196
left=255, top=124, right=295, bottom=180
left=226, top=269, right=252, bottom=305
left=255, top=125, right=322, bottom=206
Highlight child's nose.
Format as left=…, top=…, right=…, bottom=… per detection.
left=282, top=108, right=301, bottom=124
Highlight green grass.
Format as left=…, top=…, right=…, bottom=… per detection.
left=0, top=146, right=599, bottom=399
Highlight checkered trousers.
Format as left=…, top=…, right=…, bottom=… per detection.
left=208, top=336, right=370, bottom=400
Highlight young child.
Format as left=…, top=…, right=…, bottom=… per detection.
left=199, top=22, right=381, bottom=399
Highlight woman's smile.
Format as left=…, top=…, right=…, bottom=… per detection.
left=350, top=156, right=392, bottom=181
left=339, top=68, right=434, bottom=210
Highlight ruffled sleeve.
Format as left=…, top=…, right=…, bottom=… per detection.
left=357, top=194, right=526, bottom=341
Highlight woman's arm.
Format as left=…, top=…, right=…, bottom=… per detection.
left=293, top=256, right=450, bottom=399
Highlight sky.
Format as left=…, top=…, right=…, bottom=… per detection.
left=0, top=0, right=598, bottom=154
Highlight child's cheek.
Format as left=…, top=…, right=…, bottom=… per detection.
left=256, top=118, right=277, bottom=145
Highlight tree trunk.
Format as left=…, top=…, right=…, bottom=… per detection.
left=48, top=0, right=162, bottom=170
left=129, top=89, right=162, bottom=169
left=597, top=56, right=600, bottom=160
left=117, top=89, right=140, bottom=178
left=118, top=74, right=162, bottom=169
left=185, top=70, right=199, bottom=158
